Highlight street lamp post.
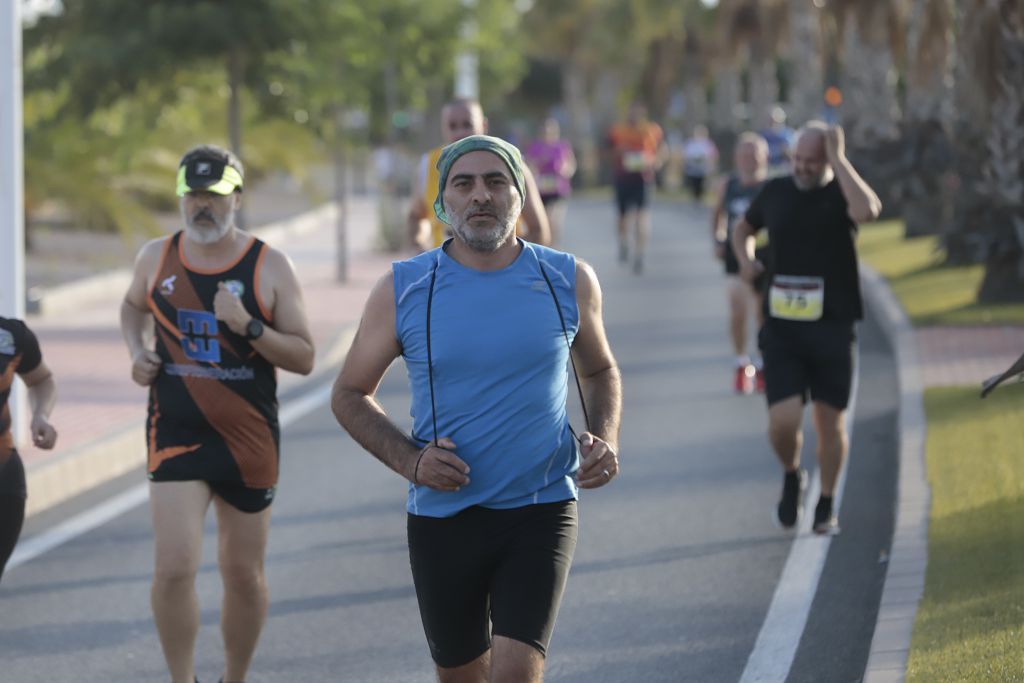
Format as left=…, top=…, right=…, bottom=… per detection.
left=455, top=0, right=478, bottom=100
left=1, top=0, right=26, bottom=444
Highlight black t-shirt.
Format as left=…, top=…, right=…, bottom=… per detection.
left=744, top=176, right=862, bottom=322
left=1, top=317, right=44, bottom=461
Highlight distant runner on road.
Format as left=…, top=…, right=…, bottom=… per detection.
left=607, top=101, right=665, bottom=274
left=732, top=122, right=881, bottom=535
left=711, top=131, right=769, bottom=394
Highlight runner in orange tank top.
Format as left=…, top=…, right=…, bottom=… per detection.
left=120, top=144, right=314, bottom=683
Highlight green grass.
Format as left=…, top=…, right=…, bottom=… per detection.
left=906, top=386, right=1024, bottom=682
left=859, top=221, right=1024, bottom=325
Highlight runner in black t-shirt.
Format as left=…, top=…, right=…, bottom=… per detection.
left=731, top=122, right=881, bottom=535
left=0, top=317, right=58, bottom=582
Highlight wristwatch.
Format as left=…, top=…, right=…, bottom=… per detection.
left=244, top=318, right=265, bottom=341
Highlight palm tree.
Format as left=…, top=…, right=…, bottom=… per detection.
left=899, top=0, right=955, bottom=237
left=785, top=0, right=826, bottom=126
left=834, top=0, right=905, bottom=150
left=951, top=0, right=1024, bottom=301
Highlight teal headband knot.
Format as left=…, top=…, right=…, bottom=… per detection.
left=433, top=134, right=526, bottom=226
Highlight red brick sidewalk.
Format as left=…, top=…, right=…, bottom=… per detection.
left=21, top=196, right=408, bottom=515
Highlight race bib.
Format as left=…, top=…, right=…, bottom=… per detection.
left=537, top=174, right=561, bottom=195
left=769, top=275, right=825, bottom=321
left=623, top=151, right=649, bottom=172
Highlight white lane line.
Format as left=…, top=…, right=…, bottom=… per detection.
left=8, top=381, right=334, bottom=572
left=739, top=346, right=860, bottom=683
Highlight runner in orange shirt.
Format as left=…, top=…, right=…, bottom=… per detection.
left=607, top=102, right=665, bottom=274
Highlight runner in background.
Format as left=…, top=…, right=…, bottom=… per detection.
left=711, top=132, right=769, bottom=394
left=408, top=98, right=550, bottom=251
left=607, top=102, right=666, bottom=274
left=525, top=117, right=577, bottom=247
left=682, top=124, right=719, bottom=204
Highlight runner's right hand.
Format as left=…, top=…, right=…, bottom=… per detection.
left=739, top=259, right=764, bottom=284
left=131, top=349, right=162, bottom=387
left=411, top=437, right=471, bottom=492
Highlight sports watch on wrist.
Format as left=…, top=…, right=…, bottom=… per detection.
left=244, top=317, right=265, bottom=341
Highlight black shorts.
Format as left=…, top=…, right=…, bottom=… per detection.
left=685, top=174, right=706, bottom=199
left=0, top=451, right=27, bottom=581
left=407, top=500, right=579, bottom=668
left=148, top=474, right=276, bottom=513
left=759, top=319, right=857, bottom=410
left=0, top=451, right=27, bottom=498
left=614, top=174, right=649, bottom=214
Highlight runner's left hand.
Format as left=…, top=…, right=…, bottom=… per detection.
left=30, top=415, right=57, bottom=449
left=576, top=433, right=618, bottom=489
left=214, top=282, right=250, bottom=334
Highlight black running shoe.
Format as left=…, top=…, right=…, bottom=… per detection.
left=775, top=468, right=807, bottom=529
left=812, top=496, right=840, bottom=535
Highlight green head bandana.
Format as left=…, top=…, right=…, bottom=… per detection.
left=433, top=134, right=526, bottom=226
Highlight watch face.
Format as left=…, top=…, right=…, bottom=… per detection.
left=246, top=318, right=264, bottom=339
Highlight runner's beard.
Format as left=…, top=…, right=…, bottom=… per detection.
left=451, top=206, right=518, bottom=253
left=184, top=209, right=233, bottom=244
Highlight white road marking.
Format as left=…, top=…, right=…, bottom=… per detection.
left=739, top=346, right=860, bottom=683
left=8, top=382, right=334, bottom=571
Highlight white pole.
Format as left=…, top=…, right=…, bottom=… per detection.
left=1, top=1, right=27, bottom=445
left=454, top=0, right=478, bottom=100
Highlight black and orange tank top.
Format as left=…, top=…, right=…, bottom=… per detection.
left=0, top=317, right=42, bottom=466
left=145, top=232, right=280, bottom=488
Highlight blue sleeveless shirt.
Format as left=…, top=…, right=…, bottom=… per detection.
left=393, top=240, right=580, bottom=517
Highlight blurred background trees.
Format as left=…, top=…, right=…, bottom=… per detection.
left=19, top=0, right=1024, bottom=300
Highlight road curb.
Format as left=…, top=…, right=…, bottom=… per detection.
left=859, top=262, right=931, bottom=683
left=24, top=203, right=351, bottom=518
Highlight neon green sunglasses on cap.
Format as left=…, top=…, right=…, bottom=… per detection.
left=176, top=158, right=244, bottom=197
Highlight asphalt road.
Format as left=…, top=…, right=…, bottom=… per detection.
left=0, top=196, right=898, bottom=682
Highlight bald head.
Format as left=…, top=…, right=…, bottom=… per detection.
left=792, top=121, right=831, bottom=190
left=441, top=99, right=487, bottom=144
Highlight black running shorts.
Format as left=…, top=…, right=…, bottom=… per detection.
left=407, top=500, right=578, bottom=668
left=149, top=476, right=276, bottom=513
left=614, top=174, right=649, bottom=215
left=759, top=319, right=857, bottom=410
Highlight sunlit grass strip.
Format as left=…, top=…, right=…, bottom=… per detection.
left=859, top=221, right=1024, bottom=325
left=905, top=386, right=1024, bottom=682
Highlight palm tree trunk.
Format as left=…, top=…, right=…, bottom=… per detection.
left=976, top=2, right=1024, bottom=302
left=711, top=63, right=740, bottom=134
left=901, top=0, right=954, bottom=237
left=227, top=46, right=245, bottom=228
left=839, top=5, right=900, bottom=149
left=786, top=0, right=825, bottom=126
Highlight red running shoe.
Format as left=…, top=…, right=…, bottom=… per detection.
left=755, top=366, right=766, bottom=393
left=734, top=364, right=755, bottom=394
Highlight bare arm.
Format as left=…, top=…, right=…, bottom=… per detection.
left=407, top=154, right=432, bottom=251
left=826, top=126, right=882, bottom=224
left=731, top=217, right=764, bottom=284
left=120, top=239, right=164, bottom=387
left=331, top=272, right=469, bottom=491
left=710, top=177, right=729, bottom=259
left=20, top=361, right=57, bottom=449
left=520, top=165, right=552, bottom=246
left=570, top=260, right=622, bottom=489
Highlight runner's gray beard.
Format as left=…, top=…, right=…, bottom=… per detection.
left=184, top=210, right=233, bottom=244
left=452, top=211, right=518, bottom=252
